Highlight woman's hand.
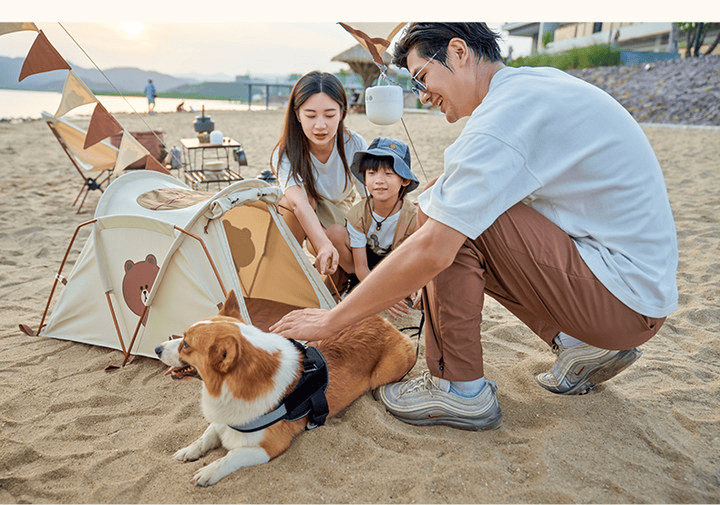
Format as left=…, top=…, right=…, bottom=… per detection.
left=314, top=243, right=339, bottom=275
left=269, top=308, right=334, bottom=342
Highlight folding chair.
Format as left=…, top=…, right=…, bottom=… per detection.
left=42, top=111, right=119, bottom=213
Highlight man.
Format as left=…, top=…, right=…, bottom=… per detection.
left=144, top=79, right=156, bottom=114
left=270, top=23, right=678, bottom=431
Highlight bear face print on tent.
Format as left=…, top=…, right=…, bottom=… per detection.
left=122, top=254, right=159, bottom=326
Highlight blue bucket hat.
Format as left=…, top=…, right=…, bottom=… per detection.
left=351, top=137, right=419, bottom=193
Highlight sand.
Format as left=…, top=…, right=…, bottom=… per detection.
left=1, top=109, right=719, bottom=503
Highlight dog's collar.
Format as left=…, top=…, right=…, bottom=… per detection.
left=228, top=339, right=329, bottom=433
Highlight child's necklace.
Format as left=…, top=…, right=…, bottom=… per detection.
left=371, top=198, right=400, bottom=231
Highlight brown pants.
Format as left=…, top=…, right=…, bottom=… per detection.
left=423, top=203, right=665, bottom=381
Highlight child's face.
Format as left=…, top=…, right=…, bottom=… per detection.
left=364, top=164, right=409, bottom=203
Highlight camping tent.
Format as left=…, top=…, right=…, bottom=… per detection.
left=35, top=170, right=335, bottom=363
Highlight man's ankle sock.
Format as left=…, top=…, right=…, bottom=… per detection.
left=555, top=332, right=585, bottom=348
left=449, top=377, right=488, bottom=398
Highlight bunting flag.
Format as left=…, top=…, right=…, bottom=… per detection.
left=54, top=70, right=98, bottom=118
left=338, top=22, right=406, bottom=67
left=0, top=22, right=39, bottom=36
left=143, top=154, right=171, bottom=175
left=19, top=30, right=71, bottom=81
left=84, top=102, right=123, bottom=150
left=114, top=131, right=151, bottom=176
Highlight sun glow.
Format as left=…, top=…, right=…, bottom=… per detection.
left=117, top=23, right=146, bottom=39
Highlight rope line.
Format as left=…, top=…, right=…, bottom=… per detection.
left=57, top=22, right=166, bottom=149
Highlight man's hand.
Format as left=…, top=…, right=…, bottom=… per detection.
left=269, top=308, right=334, bottom=342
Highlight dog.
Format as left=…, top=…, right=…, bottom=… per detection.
left=155, top=290, right=416, bottom=486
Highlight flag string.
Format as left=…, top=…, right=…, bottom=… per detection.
left=57, top=22, right=165, bottom=149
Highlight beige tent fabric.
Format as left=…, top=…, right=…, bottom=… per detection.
left=0, top=22, right=38, bottom=36
left=55, top=70, right=97, bottom=118
left=137, top=188, right=214, bottom=211
left=46, top=113, right=118, bottom=173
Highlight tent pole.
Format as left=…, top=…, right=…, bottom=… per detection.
left=174, top=225, right=227, bottom=297
left=105, top=291, right=127, bottom=355
left=122, top=305, right=148, bottom=367
left=36, top=219, right=97, bottom=335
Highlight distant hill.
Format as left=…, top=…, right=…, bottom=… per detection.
left=0, top=56, right=198, bottom=93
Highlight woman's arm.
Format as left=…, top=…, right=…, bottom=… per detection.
left=283, top=185, right=339, bottom=275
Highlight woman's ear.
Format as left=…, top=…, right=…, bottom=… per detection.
left=401, top=178, right=411, bottom=187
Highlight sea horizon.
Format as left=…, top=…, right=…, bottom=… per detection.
left=0, top=88, right=279, bottom=120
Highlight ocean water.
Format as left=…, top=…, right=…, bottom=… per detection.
left=0, top=89, right=276, bottom=120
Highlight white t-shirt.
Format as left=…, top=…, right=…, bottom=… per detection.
left=274, top=130, right=367, bottom=202
left=418, top=65, right=678, bottom=318
left=347, top=210, right=401, bottom=254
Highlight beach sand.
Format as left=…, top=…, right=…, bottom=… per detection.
left=1, top=109, right=719, bottom=503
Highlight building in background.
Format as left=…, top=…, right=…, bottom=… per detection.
left=502, top=22, right=720, bottom=59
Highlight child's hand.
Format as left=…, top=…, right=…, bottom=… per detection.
left=386, top=298, right=411, bottom=319
left=409, top=289, right=422, bottom=309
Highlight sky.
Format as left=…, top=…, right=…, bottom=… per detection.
left=2, top=2, right=713, bottom=80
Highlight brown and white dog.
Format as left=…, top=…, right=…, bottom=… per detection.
left=155, top=290, right=416, bottom=486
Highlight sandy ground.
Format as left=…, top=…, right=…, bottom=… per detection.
left=1, top=108, right=719, bottom=503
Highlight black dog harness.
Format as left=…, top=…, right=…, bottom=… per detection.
left=228, top=339, right=329, bottom=433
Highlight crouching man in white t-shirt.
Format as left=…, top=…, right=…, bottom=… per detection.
left=271, top=22, right=678, bottom=431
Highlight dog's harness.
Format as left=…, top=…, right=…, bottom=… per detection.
left=228, top=339, right=329, bottom=433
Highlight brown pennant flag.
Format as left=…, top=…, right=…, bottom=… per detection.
left=143, top=154, right=171, bottom=175
left=0, top=22, right=39, bottom=36
left=84, top=102, right=123, bottom=150
left=19, top=30, right=71, bottom=81
left=338, top=23, right=405, bottom=68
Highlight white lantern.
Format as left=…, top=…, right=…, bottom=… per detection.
left=365, top=85, right=404, bottom=125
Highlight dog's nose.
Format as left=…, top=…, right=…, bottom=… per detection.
left=154, top=344, right=164, bottom=357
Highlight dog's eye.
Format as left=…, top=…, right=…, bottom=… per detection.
left=182, top=340, right=189, bottom=349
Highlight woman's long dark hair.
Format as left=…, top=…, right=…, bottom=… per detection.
left=271, top=71, right=351, bottom=203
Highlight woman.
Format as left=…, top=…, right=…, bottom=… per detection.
left=271, top=71, right=368, bottom=277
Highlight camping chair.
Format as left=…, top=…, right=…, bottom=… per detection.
left=42, top=111, right=119, bottom=213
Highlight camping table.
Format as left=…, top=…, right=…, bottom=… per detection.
left=180, top=137, right=244, bottom=190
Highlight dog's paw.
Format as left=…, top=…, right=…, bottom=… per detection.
left=191, top=460, right=225, bottom=487
left=174, top=445, right=203, bottom=462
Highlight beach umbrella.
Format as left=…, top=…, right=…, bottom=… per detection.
left=331, top=44, right=393, bottom=90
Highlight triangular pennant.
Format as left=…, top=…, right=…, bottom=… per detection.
left=114, top=131, right=150, bottom=176
left=18, top=30, right=71, bottom=81
left=0, top=22, right=39, bottom=36
left=84, top=102, right=123, bottom=150
left=55, top=70, right=98, bottom=118
left=143, top=154, right=171, bottom=175
left=339, top=22, right=406, bottom=67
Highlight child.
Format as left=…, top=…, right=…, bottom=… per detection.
left=339, top=137, right=420, bottom=317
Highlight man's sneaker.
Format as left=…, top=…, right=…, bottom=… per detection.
left=536, top=343, right=643, bottom=395
left=374, top=371, right=502, bottom=431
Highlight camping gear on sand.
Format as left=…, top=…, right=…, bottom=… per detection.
left=28, top=171, right=334, bottom=365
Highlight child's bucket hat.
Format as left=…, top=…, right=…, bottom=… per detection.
left=351, top=137, right=419, bottom=193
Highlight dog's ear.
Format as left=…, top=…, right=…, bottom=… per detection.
left=209, top=336, right=239, bottom=374
left=218, top=290, right=244, bottom=322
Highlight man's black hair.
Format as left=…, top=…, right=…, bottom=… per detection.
left=393, top=23, right=502, bottom=70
